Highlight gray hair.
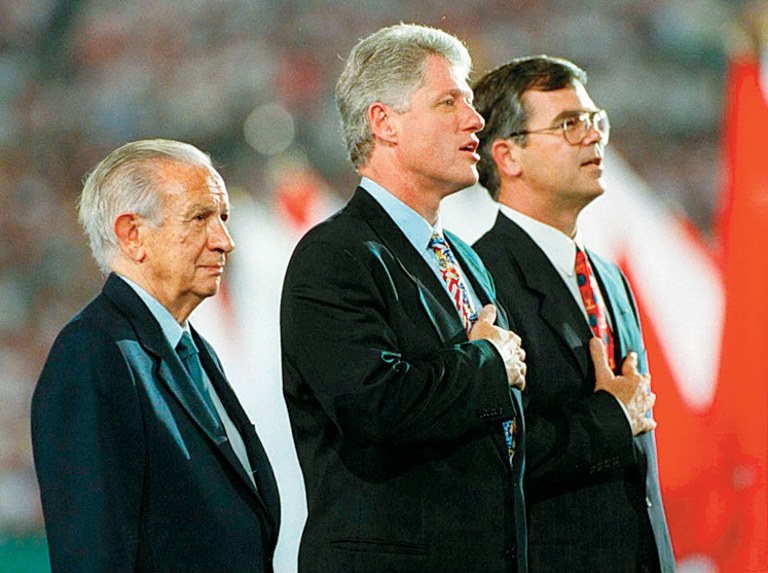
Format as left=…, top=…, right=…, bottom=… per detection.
left=78, top=139, right=214, bottom=274
left=335, top=23, right=472, bottom=169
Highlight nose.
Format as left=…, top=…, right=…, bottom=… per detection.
left=582, top=115, right=608, bottom=146
left=582, top=123, right=603, bottom=146
left=210, top=217, right=235, bottom=254
left=463, top=101, right=485, bottom=133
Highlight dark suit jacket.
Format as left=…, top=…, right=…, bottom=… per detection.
left=281, top=188, right=527, bottom=573
left=474, top=214, right=675, bottom=573
left=31, top=274, right=280, bottom=573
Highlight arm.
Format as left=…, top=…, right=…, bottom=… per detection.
left=281, top=240, right=514, bottom=445
left=522, top=375, right=635, bottom=494
left=523, top=275, right=654, bottom=491
left=31, top=324, right=146, bottom=573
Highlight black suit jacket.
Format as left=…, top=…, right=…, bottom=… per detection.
left=31, top=274, right=280, bottom=573
left=474, top=214, right=675, bottom=573
left=281, top=188, right=527, bottom=573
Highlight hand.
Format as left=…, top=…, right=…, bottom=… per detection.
left=589, top=338, right=656, bottom=436
left=469, top=304, right=526, bottom=391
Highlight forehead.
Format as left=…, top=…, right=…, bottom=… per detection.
left=523, top=82, right=597, bottom=121
left=155, top=160, right=229, bottom=207
left=415, top=54, right=471, bottom=97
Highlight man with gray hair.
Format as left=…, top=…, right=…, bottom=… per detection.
left=281, top=24, right=528, bottom=573
left=31, top=139, right=280, bottom=573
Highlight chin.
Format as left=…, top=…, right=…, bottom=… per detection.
left=450, top=173, right=479, bottom=194
left=200, top=279, right=222, bottom=298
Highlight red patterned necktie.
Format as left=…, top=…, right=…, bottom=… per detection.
left=429, top=231, right=516, bottom=465
left=575, top=247, right=615, bottom=370
left=429, top=232, right=478, bottom=332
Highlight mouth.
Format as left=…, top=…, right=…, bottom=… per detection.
left=581, top=156, right=603, bottom=169
left=202, top=264, right=226, bottom=274
left=460, top=139, right=480, bottom=161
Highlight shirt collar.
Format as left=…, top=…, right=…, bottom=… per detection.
left=499, top=204, right=585, bottom=276
left=117, top=274, right=190, bottom=349
left=360, top=176, right=442, bottom=252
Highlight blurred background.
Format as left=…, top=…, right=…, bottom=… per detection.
left=1, top=0, right=765, bottom=571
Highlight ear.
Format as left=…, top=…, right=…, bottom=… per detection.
left=368, top=102, right=399, bottom=145
left=490, top=138, right=523, bottom=179
left=114, top=213, right=146, bottom=263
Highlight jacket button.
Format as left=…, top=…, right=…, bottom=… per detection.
left=646, top=496, right=653, bottom=508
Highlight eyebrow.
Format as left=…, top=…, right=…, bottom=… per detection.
left=436, top=88, right=473, bottom=103
left=183, top=197, right=230, bottom=218
left=548, top=109, right=593, bottom=125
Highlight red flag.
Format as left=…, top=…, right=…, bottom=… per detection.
left=711, top=53, right=768, bottom=572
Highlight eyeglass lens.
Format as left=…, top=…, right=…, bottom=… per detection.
left=564, top=111, right=609, bottom=144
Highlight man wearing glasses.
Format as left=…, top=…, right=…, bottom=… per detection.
left=472, top=56, right=675, bottom=573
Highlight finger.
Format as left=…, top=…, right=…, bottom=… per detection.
left=633, top=416, right=656, bottom=436
left=476, top=304, right=497, bottom=325
left=621, top=352, right=639, bottom=376
left=642, top=418, right=657, bottom=433
left=589, top=337, right=612, bottom=378
left=515, top=369, right=526, bottom=391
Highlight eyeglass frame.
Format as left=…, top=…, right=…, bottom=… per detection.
left=507, top=109, right=610, bottom=145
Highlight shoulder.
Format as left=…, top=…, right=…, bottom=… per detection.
left=472, top=215, right=520, bottom=268
left=33, top=302, right=142, bottom=425
left=38, top=291, right=139, bottom=384
left=287, top=197, right=400, bottom=285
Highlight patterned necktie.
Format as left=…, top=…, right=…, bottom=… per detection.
left=575, top=247, right=615, bottom=370
left=176, top=331, right=221, bottom=420
left=428, top=231, right=516, bottom=465
left=429, top=232, right=478, bottom=331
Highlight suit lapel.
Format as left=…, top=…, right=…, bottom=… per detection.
left=194, top=331, right=280, bottom=521
left=493, top=215, right=593, bottom=377
left=348, top=188, right=467, bottom=345
left=588, top=252, right=635, bottom=365
left=447, top=230, right=521, bottom=467
left=192, top=340, right=262, bottom=496
left=102, top=275, right=268, bottom=508
left=104, top=275, right=229, bottom=444
left=447, top=230, right=510, bottom=329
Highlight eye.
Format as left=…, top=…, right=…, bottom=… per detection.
left=562, top=116, right=581, bottom=131
left=221, top=212, right=230, bottom=223
left=440, top=97, right=456, bottom=107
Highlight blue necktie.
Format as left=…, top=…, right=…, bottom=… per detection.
left=176, top=332, right=220, bottom=420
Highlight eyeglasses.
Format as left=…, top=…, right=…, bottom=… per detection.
left=508, top=109, right=610, bottom=145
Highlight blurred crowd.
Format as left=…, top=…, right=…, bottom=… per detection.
left=0, top=0, right=733, bottom=534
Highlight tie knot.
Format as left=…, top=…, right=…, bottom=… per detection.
left=428, top=231, right=448, bottom=250
left=176, top=331, right=198, bottom=360
left=574, top=246, right=590, bottom=273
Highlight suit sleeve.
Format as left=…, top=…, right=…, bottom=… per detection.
left=31, top=324, right=146, bottom=573
left=522, top=387, right=634, bottom=493
left=281, top=239, right=514, bottom=446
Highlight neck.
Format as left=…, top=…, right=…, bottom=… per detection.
left=111, top=259, right=198, bottom=324
left=360, top=163, right=442, bottom=226
left=497, top=185, right=582, bottom=238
